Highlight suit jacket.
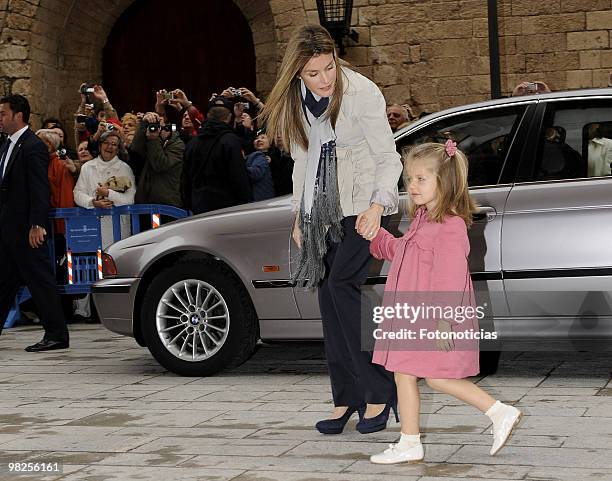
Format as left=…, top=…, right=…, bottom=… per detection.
left=0, top=128, right=51, bottom=246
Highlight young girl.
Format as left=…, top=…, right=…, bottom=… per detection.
left=368, top=141, right=521, bottom=464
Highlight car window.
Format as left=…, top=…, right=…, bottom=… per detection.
left=395, top=106, right=526, bottom=189
left=533, top=100, right=612, bottom=181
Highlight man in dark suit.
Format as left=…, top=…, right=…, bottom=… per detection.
left=0, top=94, right=69, bottom=351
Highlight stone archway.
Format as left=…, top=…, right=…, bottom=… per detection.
left=0, top=0, right=285, bottom=145
left=102, top=0, right=258, bottom=116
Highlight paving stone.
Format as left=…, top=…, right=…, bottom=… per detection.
left=229, top=469, right=420, bottom=481
left=527, top=465, right=612, bottom=480
left=561, top=434, right=612, bottom=449
left=133, top=437, right=301, bottom=457
left=91, top=452, right=196, bottom=466
left=178, top=454, right=354, bottom=473
left=113, top=426, right=257, bottom=439
left=518, top=415, right=612, bottom=436
left=66, top=409, right=228, bottom=428
left=448, top=444, right=612, bottom=468
left=0, top=434, right=154, bottom=453
left=344, top=460, right=531, bottom=478
left=59, top=465, right=245, bottom=480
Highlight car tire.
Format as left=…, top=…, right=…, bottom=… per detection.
left=141, top=257, right=258, bottom=376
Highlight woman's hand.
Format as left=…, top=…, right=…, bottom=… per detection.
left=435, top=320, right=454, bottom=352
left=292, top=215, right=302, bottom=249
left=61, top=157, right=77, bottom=173
left=356, top=203, right=384, bottom=240
left=93, top=198, right=113, bottom=208
left=95, top=185, right=109, bottom=198
left=242, top=113, right=253, bottom=130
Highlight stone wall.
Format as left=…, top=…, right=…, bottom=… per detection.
left=1, top=0, right=611, bottom=140
left=0, top=0, right=280, bottom=139
left=300, top=0, right=612, bottom=114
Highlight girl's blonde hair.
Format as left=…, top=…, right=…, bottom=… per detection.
left=259, top=25, right=347, bottom=152
left=404, top=142, right=478, bottom=227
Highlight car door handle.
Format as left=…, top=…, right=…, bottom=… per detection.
left=473, top=206, right=497, bottom=222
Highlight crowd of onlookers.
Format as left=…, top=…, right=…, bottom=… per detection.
left=35, top=84, right=296, bottom=226
left=2, top=84, right=297, bottom=322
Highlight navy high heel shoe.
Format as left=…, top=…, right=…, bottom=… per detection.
left=355, top=398, right=399, bottom=434
left=316, top=405, right=365, bottom=435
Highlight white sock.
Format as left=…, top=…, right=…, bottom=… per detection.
left=397, top=433, right=421, bottom=449
left=485, top=400, right=505, bottom=424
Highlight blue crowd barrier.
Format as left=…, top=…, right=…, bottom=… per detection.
left=4, top=204, right=190, bottom=329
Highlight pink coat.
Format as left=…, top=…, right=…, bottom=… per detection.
left=369, top=207, right=480, bottom=378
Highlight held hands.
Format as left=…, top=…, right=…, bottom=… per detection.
left=356, top=204, right=384, bottom=240
left=29, top=226, right=46, bottom=249
left=93, top=198, right=113, bottom=208
left=435, top=319, right=454, bottom=352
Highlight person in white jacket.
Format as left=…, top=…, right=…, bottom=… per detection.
left=260, top=25, right=402, bottom=436
left=587, top=123, right=612, bottom=177
left=73, top=131, right=136, bottom=248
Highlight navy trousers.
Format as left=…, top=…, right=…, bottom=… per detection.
left=318, top=215, right=395, bottom=407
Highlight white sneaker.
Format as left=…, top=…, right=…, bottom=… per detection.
left=490, top=404, right=522, bottom=455
left=370, top=442, right=424, bottom=464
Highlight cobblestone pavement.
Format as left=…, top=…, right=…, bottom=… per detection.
left=0, top=324, right=611, bottom=481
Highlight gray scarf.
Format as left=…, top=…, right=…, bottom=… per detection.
left=292, top=81, right=344, bottom=288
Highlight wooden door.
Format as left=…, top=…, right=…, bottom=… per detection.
left=103, top=0, right=257, bottom=116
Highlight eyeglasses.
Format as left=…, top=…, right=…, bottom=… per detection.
left=101, top=141, right=119, bottom=148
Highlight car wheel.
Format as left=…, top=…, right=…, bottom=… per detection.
left=141, top=257, right=258, bottom=376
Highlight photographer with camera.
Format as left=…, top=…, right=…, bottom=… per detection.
left=512, top=80, right=551, bottom=97
left=220, top=86, right=264, bottom=154
left=154, top=88, right=204, bottom=142
left=129, top=112, right=184, bottom=209
left=73, top=83, right=120, bottom=148
left=42, top=118, right=77, bottom=160
left=121, top=113, right=139, bottom=148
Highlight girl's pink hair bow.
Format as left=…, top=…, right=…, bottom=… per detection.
left=445, top=138, right=457, bottom=157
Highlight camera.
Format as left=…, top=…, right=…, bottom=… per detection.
left=147, top=123, right=161, bottom=132
left=102, top=122, right=115, bottom=131
left=80, top=84, right=95, bottom=94
left=57, top=148, right=67, bottom=160
left=236, top=101, right=250, bottom=110
left=76, top=115, right=87, bottom=123
left=525, top=82, right=538, bottom=93
left=229, top=87, right=242, bottom=97
left=163, top=91, right=175, bottom=101
left=160, top=123, right=177, bottom=133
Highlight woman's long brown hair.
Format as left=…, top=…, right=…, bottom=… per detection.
left=259, top=25, right=348, bottom=152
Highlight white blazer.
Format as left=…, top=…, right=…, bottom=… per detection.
left=291, top=67, right=403, bottom=217
left=73, top=156, right=136, bottom=248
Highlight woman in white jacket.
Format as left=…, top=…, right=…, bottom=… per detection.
left=260, top=25, right=403, bottom=435
left=73, top=131, right=136, bottom=248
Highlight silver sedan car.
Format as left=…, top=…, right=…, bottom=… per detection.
left=93, top=88, right=612, bottom=376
